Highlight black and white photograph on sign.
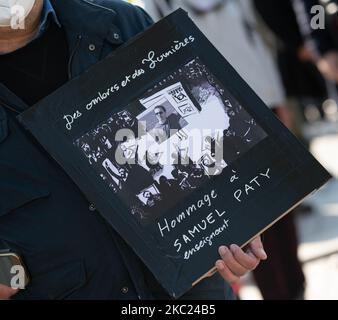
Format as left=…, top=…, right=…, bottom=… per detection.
left=137, top=94, right=189, bottom=144
left=74, top=57, right=267, bottom=224
left=137, top=185, right=163, bottom=214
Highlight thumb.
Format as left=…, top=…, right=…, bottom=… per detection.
left=0, top=284, right=18, bottom=300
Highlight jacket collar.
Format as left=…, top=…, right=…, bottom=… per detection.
left=33, top=0, right=61, bottom=40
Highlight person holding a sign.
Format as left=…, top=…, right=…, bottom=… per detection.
left=0, top=0, right=267, bottom=300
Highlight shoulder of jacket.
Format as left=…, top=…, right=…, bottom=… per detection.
left=84, top=0, right=154, bottom=34
left=86, top=0, right=152, bottom=21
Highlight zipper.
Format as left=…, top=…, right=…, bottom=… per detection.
left=67, top=35, right=82, bottom=79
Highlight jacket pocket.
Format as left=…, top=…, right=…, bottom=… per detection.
left=13, top=260, right=87, bottom=300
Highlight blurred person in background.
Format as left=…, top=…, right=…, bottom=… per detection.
left=145, top=0, right=306, bottom=300
left=254, top=0, right=330, bottom=126
left=257, top=0, right=338, bottom=123
left=295, top=0, right=338, bottom=84
left=292, top=0, right=338, bottom=124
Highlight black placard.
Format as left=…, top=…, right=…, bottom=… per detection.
left=18, top=9, right=332, bottom=298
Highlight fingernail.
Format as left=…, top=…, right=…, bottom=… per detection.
left=260, top=248, right=267, bottom=259
left=216, top=261, right=224, bottom=270
left=219, top=246, right=227, bottom=256
left=230, top=244, right=238, bottom=253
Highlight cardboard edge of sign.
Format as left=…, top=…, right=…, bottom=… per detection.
left=191, top=184, right=327, bottom=287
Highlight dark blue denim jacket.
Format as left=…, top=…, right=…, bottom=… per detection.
left=0, top=0, right=234, bottom=300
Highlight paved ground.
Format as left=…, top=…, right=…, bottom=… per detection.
left=239, top=120, right=338, bottom=300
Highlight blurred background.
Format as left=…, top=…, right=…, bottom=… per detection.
left=125, top=0, right=338, bottom=300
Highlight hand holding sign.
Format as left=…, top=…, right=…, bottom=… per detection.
left=0, top=284, right=18, bottom=300
left=216, top=236, right=267, bottom=284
